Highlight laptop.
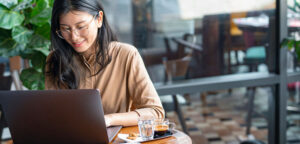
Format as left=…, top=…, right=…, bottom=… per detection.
left=0, top=89, right=122, bottom=144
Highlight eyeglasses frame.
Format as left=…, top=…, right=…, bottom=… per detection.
left=56, top=15, right=97, bottom=39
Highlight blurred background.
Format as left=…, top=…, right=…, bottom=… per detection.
left=1, top=0, right=300, bottom=143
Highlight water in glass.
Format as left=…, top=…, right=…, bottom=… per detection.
left=138, top=117, right=154, bottom=140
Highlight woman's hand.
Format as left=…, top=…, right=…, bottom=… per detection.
left=104, top=115, right=112, bottom=127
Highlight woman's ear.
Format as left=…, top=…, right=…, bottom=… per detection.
left=97, top=11, right=103, bottom=28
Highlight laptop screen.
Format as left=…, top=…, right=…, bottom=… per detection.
left=0, top=89, right=119, bottom=143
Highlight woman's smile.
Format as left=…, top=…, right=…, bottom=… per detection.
left=72, top=40, right=85, bottom=47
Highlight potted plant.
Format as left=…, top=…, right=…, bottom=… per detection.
left=282, top=37, right=300, bottom=69
left=0, top=0, right=53, bottom=90
left=282, top=0, right=300, bottom=69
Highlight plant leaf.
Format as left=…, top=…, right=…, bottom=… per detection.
left=0, top=0, right=18, bottom=8
left=295, top=40, right=300, bottom=48
left=281, top=38, right=289, bottom=48
left=29, top=0, right=51, bottom=27
left=35, top=23, right=51, bottom=40
left=29, top=7, right=52, bottom=27
left=33, top=47, right=50, bottom=56
left=27, top=34, right=51, bottom=50
left=0, top=28, right=26, bottom=57
left=19, top=48, right=34, bottom=59
left=20, top=67, right=45, bottom=90
left=13, top=0, right=33, bottom=11
left=12, top=26, right=34, bottom=44
left=21, top=34, right=50, bottom=59
left=0, top=28, right=11, bottom=40
left=287, top=39, right=295, bottom=50
left=31, top=51, right=47, bottom=69
left=0, top=29, right=15, bottom=57
left=0, top=38, right=17, bottom=57
left=0, top=9, right=25, bottom=29
left=0, top=42, right=26, bottom=57
left=49, top=0, right=54, bottom=7
left=30, top=0, right=48, bottom=18
left=0, top=4, right=9, bottom=10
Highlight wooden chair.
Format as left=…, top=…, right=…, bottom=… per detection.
left=9, top=56, right=23, bottom=90
left=163, top=55, right=191, bottom=83
left=161, top=55, right=192, bottom=134
left=138, top=43, right=190, bottom=134
left=165, top=33, right=211, bottom=109
left=165, top=33, right=204, bottom=104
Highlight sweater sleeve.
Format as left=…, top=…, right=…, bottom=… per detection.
left=127, top=48, right=165, bottom=119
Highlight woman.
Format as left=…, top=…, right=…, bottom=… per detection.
left=45, top=0, right=164, bottom=127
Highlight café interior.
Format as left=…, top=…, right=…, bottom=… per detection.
left=1, top=0, right=300, bottom=143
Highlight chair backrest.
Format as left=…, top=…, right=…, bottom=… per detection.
left=9, top=56, right=23, bottom=90
left=9, top=56, right=21, bottom=72
left=162, top=55, right=192, bottom=82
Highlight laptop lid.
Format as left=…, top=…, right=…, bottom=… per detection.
left=0, top=89, right=119, bottom=144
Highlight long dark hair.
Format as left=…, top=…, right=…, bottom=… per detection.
left=47, top=0, right=117, bottom=89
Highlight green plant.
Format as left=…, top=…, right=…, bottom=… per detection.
left=282, top=0, right=300, bottom=61
left=282, top=37, right=300, bottom=61
left=0, top=0, right=53, bottom=90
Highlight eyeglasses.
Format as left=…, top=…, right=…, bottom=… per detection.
left=56, top=15, right=96, bottom=39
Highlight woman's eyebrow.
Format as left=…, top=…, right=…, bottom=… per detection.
left=60, top=20, right=86, bottom=26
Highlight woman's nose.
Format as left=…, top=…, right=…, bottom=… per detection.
left=70, top=30, right=80, bottom=41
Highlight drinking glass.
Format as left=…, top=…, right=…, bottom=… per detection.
left=138, top=116, right=154, bottom=140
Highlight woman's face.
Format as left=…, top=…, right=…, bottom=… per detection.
left=59, top=10, right=103, bottom=54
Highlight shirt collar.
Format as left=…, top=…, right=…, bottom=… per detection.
left=79, top=53, right=96, bottom=66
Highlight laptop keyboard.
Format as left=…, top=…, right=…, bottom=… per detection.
left=107, top=126, right=122, bottom=142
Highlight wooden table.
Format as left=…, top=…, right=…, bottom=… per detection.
left=2, top=126, right=192, bottom=144
left=111, top=126, right=192, bottom=144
